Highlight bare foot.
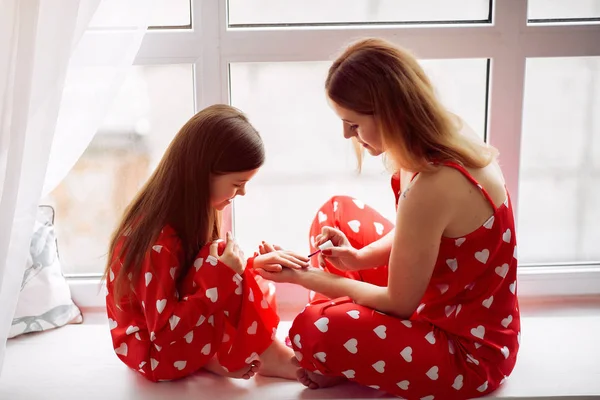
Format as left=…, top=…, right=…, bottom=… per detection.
left=204, top=356, right=261, bottom=380
left=257, top=339, right=299, bottom=380
left=296, top=368, right=346, bottom=390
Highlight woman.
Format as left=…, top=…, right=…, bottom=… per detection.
left=257, top=39, right=520, bottom=399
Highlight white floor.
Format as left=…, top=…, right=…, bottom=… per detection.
left=1, top=298, right=600, bottom=400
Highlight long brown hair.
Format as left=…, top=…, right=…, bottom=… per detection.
left=105, top=104, right=264, bottom=301
left=326, top=38, right=497, bottom=172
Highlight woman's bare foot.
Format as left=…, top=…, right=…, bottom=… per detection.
left=204, top=356, right=261, bottom=380
left=292, top=357, right=346, bottom=389
left=296, top=368, right=346, bottom=389
left=257, top=339, right=299, bottom=380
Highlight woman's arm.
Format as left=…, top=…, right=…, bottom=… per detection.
left=356, top=228, right=395, bottom=268
left=259, top=171, right=452, bottom=318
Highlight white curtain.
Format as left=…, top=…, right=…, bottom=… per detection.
left=0, top=0, right=152, bottom=377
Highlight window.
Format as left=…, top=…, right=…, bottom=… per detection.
left=227, top=0, right=491, bottom=26
left=43, top=65, right=194, bottom=275
left=518, top=57, right=600, bottom=265
left=62, top=1, right=600, bottom=300
left=230, top=59, right=489, bottom=253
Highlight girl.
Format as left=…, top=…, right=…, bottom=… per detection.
left=104, top=104, right=308, bottom=382
left=258, top=39, right=520, bottom=399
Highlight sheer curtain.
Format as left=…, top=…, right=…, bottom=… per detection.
left=0, top=0, right=152, bottom=376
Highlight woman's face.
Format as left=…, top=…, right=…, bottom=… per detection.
left=209, top=168, right=260, bottom=210
left=329, top=99, right=383, bottom=156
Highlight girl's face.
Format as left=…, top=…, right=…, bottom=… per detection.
left=329, top=99, right=383, bottom=156
left=209, top=168, right=260, bottom=210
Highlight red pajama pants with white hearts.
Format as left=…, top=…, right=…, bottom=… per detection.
left=289, top=194, right=520, bottom=400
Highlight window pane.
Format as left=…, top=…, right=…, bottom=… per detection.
left=149, top=0, right=192, bottom=29
left=528, top=0, right=600, bottom=21
left=90, top=0, right=192, bottom=29
left=229, top=60, right=488, bottom=254
left=518, top=57, right=600, bottom=265
left=42, top=65, right=194, bottom=275
left=228, top=0, right=490, bottom=26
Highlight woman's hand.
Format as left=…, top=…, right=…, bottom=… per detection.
left=258, top=241, right=282, bottom=255
left=256, top=265, right=318, bottom=284
left=315, top=226, right=364, bottom=272
left=254, top=250, right=310, bottom=273
left=211, top=232, right=245, bottom=274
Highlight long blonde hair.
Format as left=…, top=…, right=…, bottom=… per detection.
left=326, top=38, right=497, bottom=172
left=104, top=105, right=264, bottom=301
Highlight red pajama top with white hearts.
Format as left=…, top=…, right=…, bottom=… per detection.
left=398, top=162, right=521, bottom=376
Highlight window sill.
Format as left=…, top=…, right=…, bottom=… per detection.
left=2, top=297, right=599, bottom=399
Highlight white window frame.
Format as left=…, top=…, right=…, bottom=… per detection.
left=68, top=0, right=600, bottom=309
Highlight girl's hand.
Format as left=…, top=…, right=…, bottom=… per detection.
left=258, top=241, right=283, bottom=255
left=315, top=226, right=363, bottom=272
left=255, top=265, right=314, bottom=284
left=254, top=250, right=310, bottom=273
left=211, top=232, right=245, bottom=274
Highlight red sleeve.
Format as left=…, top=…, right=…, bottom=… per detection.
left=135, top=235, right=240, bottom=348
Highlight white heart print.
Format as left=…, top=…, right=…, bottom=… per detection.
left=372, top=360, right=385, bottom=373
left=501, top=346, right=510, bottom=359
left=503, top=229, right=512, bottom=243
left=448, top=340, right=456, bottom=355
left=333, top=201, right=338, bottom=212
left=483, top=216, right=495, bottom=229
left=352, top=199, right=365, bottom=209
left=206, top=255, right=218, bottom=266
left=314, top=317, right=329, bottom=333
left=169, top=267, right=177, bottom=280
left=425, top=331, right=436, bottom=344
left=208, top=315, right=214, bottom=326
left=156, top=299, right=167, bottom=314
left=416, top=304, right=426, bottom=314
left=445, top=305, right=457, bottom=317
left=426, top=366, right=439, bottom=380
left=509, top=281, right=516, bottom=294
left=196, top=315, right=206, bottom=327
left=314, top=352, right=327, bottom=363
left=145, top=272, right=153, bottom=286
left=342, top=370, right=355, bottom=379
left=108, top=319, right=118, bottom=330
left=201, top=343, right=211, bottom=355
left=437, top=284, right=449, bottom=294
left=400, top=346, right=412, bottom=362
left=174, top=361, right=187, bottom=371
left=475, top=249, right=490, bottom=264
left=482, top=296, right=494, bottom=308
left=205, top=287, right=218, bottom=303
left=318, top=211, right=328, bottom=223
left=194, top=258, right=203, bottom=271
left=501, top=315, right=513, bottom=328
left=453, top=375, right=464, bottom=390
left=495, top=263, right=509, bottom=278
left=471, top=325, right=485, bottom=340
left=374, top=222, right=384, bottom=235
left=344, top=338, right=358, bottom=354
left=374, top=325, right=387, bottom=339
left=477, top=381, right=489, bottom=393
left=115, top=343, right=128, bottom=356
left=293, top=334, right=302, bottom=349
left=247, top=321, right=258, bottom=335
left=151, top=358, right=159, bottom=371
left=446, top=258, right=458, bottom=272
left=455, top=237, right=466, bottom=247
left=421, top=396, right=435, bottom=400
left=245, top=352, right=259, bottom=364
left=248, top=288, right=254, bottom=302
left=401, top=320, right=412, bottom=328
left=109, top=269, right=114, bottom=282
left=348, top=220, right=361, bottom=233
left=152, top=245, right=162, bottom=253
left=169, top=315, right=180, bottom=330
left=346, top=310, right=360, bottom=319
left=396, top=380, right=410, bottom=390
left=154, top=344, right=162, bottom=352
left=184, top=331, right=194, bottom=344
left=126, top=325, right=139, bottom=335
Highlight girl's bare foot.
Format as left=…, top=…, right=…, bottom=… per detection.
left=292, top=357, right=346, bottom=389
left=204, top=356, right=261, bottom=380
left=257, top=339, right=299, bottom=380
